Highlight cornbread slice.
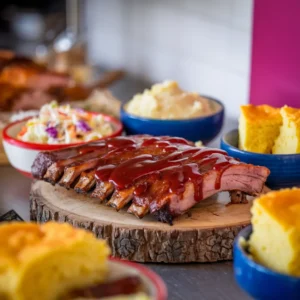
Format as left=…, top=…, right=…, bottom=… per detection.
left=249, top=188, right=300, bottom=276
left=238, top=104, right=282, bottom=153
left=0, top=222, right=110, bottom=300
left=272, top=106, right=300, bottom=154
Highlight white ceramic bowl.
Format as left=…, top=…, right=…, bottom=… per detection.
left=2, top=115, right=123, bottom=177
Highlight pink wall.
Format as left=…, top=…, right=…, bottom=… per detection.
left=250, top=0, right=300, bottom=108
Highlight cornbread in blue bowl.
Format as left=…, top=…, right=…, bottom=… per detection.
left=120, top=81, right=224, bottom=143
left=234, top=188, right=300, bottom=300
left=238, top=104, right=282, bottom=154
left=238, top=104, right=300, bottom=155
left=221, top=129, right=300, bottom=189
left=272, top=106, right=300, bottom=154
left=221, top=104, right=300, bottom=189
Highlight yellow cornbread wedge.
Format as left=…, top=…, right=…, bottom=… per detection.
left=272, top=106, right=300, bottom=154
left=249, top=188, right=300, bottom=276
left=238, top=104, right=282, bottom=153
left=0, top=222, right=110, bottom=300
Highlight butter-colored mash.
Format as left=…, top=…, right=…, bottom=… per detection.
left=125, top=81, right=220, bottom=120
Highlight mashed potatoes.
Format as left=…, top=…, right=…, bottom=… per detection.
left=125, top=81, right=221, bottom=120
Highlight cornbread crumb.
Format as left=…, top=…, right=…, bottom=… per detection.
left=249, top=188, right=300, bottom=276
left=0, top=222, right=110, bottom=300
left=195, top=140, right=203, bottom=147
left=238, top=104, right=282, bottom=154
left=273, top=106, right=300, bottom=154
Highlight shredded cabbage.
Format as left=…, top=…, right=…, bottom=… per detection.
left=17, top=101, right=114, bottom=144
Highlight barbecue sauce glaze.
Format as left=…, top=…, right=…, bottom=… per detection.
left=88, top=136, right=239, bottom=202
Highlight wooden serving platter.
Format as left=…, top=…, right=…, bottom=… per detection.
left=0, top=151, right=8, bottom=165
left=0, top=134, right=9, bottom=165
left=30, top=180, right=255, bottom=263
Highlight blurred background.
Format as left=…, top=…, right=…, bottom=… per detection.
left=85, top=0, right=252, bottom=119
left=0, top=0, right=66, bottom=55
left=1, top=0, right=298, bottom=118
left=0, top=0, right=253, bottom=119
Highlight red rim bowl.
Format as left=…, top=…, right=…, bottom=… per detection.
left=2, top=113, right=123, bottom=177
left=2, top=113, right=123, bottom=151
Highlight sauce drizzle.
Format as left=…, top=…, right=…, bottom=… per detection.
left=87, top=135, right=240, bottom=203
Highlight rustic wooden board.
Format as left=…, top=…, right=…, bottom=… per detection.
left=0, top=151, right=9, bottom=165
left=0, top=134, right=9, bottom=165
left=30, top=180, right=255, bottom=263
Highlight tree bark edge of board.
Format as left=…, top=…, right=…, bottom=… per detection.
left=30, top=191, right=248, bottom=263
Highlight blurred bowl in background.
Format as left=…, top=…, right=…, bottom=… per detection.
left=120, top=97, right=224, bottom=143
left=220, top=129, right=300, bottom=189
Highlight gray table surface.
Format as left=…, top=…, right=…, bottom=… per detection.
left=0, top=77, right=251, bottom=300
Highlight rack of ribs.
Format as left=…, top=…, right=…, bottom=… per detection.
left=31, top=135, right=270, bottom=224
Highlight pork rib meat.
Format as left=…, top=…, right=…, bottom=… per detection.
left=31, top=135, right=270, bottom=224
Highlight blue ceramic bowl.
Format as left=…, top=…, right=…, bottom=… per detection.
left=234, top=225, right=300, bottom=300
left=120, top=97, right=224, bottom=143
left=220, top=129, right=300, bottom=189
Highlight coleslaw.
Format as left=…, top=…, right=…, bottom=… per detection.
left=17, top=101, right=115, bottom=144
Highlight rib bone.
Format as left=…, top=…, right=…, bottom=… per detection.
left=74, top=171, right=96, bottom=194
left=107, top=187, right=135, bottom=210
left=59, top=158, right=102, bottom=188
left=91, top=181, right=114, bottom=202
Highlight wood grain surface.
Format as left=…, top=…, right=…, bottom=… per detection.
left=0, top=151, right=9, bottom=165
left=0, top=134, right=9, bottom=165
left=30, top=180, right=253, bottom=263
